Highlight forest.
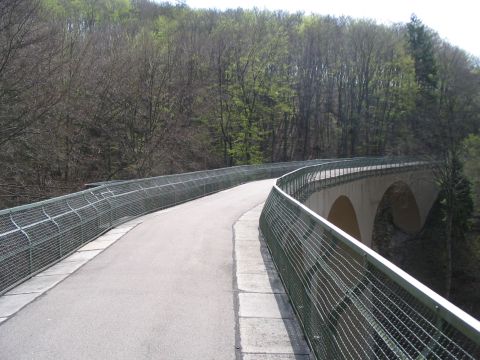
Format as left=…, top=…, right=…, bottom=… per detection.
left=1, top=0, right=479, bottom=207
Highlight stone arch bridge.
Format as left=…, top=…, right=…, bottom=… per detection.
left=304, top=169, right=438, bottom=247
left=0, top=158, right=478, bottom=359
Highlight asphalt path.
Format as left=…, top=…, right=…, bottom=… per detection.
left=0, top=179, right=276, bottom=360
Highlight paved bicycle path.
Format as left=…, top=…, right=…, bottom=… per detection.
left=0, top=180, right=276, bottom=360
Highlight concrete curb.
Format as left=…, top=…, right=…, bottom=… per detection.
left=233, top=204, right=312, bottom=359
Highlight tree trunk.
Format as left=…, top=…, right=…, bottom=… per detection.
left=445, top=206, right=453, bottom=299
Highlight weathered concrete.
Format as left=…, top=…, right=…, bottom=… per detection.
left=62, top=249, right=103, bottom=262
left=6, top=274, right=67, bottom=295
left=77, top=238, right=118, bottom=251
left=0, top=179, right=275, bottom=360
left=237, top=273, right=286, bottom=294
left=243, top=354, right=310, bottom=360
left=239, top=293, right=293, bottom=318
left=236, top=243, right=269, bottom=263
left=237, top=258, right=276, bottom=274
left=39, top=260, right=88, bottom=276
left=239, top=318, right=310, bottom=354
left=0, top=293, right=42, bottom=318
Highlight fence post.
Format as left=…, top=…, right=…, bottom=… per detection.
left=66, top=199, right=83, bottom=245
left=10, top=211, right=33, bottom=276
left=42, top=206, right=62, bottom=258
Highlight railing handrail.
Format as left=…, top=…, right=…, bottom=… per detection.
left=0, top=159, right=329, bottom=215
left=260, top=157, right=480, bottom=359
left=276, top=184, right=480, bottom=343
left=0, top=158, right=331, bottom=295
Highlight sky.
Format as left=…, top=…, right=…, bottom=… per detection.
left=184, top=0, right=480, bottom=59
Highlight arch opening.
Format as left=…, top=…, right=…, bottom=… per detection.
left=372, top=181, right=422, bottom=263
left=382, top=181, right=421, bottom=234
left=327, top=195, right=362, bottom=241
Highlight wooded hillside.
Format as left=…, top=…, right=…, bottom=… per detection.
left=1, top=0, right=479, bottom=207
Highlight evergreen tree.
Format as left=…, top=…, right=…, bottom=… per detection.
left=407, top=15, right=437, bottom=91
left=435, top=152, right=473, bottom=297
left=406, top=14, right=439, bottom=154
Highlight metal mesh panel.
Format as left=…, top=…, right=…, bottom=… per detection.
left=0, top=213, right=30, bottom=291
left=259, top=158, right=480, bottom=359
left=0, top=213, right=16, bottom=233
left=0, top=159, right=328, bottom=294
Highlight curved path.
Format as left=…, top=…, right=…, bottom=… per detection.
left=0, top=180, right=276, bottom=360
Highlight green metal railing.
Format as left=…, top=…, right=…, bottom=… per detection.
left=0, top=159, right=330, bottom=295
left=260, top=157, right=480, bottom=359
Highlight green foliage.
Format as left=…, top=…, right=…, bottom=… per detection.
left=42, top=0, right=131, bottom=25
left=438, top=153, right=474, bottom=236
left=407, top=14, right=438, bottom=90
left=405, top=15, right=442, bottom=154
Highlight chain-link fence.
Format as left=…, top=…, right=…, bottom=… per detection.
left=0, top=159, right=330, bottom=295
left=260, top=157, right=480, bottom=359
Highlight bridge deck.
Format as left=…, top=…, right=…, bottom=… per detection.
left=0, top=180, right=276, bottom=360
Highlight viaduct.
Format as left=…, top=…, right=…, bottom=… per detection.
left=0, top=158, right=478, bottom=359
